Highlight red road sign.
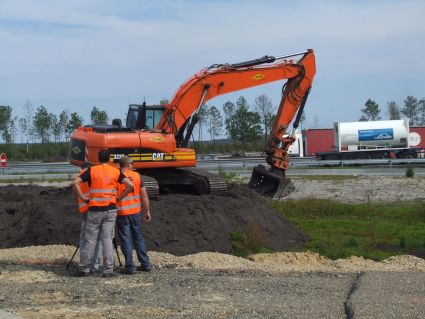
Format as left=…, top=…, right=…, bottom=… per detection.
left=0, top=153, right=7, bottom=167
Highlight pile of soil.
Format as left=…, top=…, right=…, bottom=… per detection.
left=0, top=184, right=307, bottom=255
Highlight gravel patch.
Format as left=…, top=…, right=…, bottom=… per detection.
left=287, top=176, right=425, bottom=203
left=1, top=246, right=424, bottom=274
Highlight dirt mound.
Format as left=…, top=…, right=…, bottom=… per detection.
left=0, top=184, right=307, bottom=255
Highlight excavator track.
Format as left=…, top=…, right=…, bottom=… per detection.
left=140, top=175, right=159, bottom=200
left=140, top=168, right=227, bottom=197
left=186, top=168, right=228, bottom=195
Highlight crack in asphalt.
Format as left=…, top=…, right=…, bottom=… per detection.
left=344, top=271, right=364, bottom=319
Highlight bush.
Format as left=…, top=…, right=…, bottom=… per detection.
left=230, top=220, right=271, bottom=257
left=218, top=166, right=236, bottom=181
left=405, top=166, right=414, bottom=178
left=346, top=237, right=359, bottom=248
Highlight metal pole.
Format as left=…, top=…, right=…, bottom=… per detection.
left=66, top=245, right=79, bottom=270
left=113, top=238, right=122, bottom=268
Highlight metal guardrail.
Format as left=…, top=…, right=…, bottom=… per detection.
left=1, top=157, right=425, bottom=177
left=0, top=162, right=79, bottom=175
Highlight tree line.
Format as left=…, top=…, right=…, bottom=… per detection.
left=0, top=95, right=280, bottom=145
left=0, top=102, right=109, bottom=144
left=2, top=94, right=424, bottom=146
left=360, top=96, right=425, bottom=125
left=196, top=95, right=277, bottom=144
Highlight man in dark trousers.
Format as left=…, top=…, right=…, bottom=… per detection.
left=72, top=149, right=134, bottom=278
left=116, top=156, right=152, bottom=274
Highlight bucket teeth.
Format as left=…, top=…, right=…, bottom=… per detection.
left=248, top=164, right=294, bottom=199
left=272, top=178, right=295, bottom=199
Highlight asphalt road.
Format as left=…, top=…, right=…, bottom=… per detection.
left=0, top=265, right=424, bottom=319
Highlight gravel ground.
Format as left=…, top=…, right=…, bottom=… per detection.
left=1, top=176, right=425, bottom=318
left=349, top=272, right=425, bottom=318
left=1, top=245, right=425, bottom=318
left=287, top=175, right=425, bottom=204
left=0, top=262, right=354, bottom=319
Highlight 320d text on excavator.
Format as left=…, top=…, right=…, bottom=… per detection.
left=69, top=49, right=316, bottom=199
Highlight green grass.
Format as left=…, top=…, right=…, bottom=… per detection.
left=271, top=198, right=425, bottom=261
left=218, top=166, right=237, bottom=181
left=230, top=221, right=273, bottom=257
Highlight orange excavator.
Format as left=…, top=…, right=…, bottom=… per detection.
left=69, top=49, right=316, bottom=199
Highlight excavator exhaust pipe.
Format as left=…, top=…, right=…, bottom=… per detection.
left=248, top=164, right=295, bottom=200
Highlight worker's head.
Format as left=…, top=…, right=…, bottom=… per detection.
left=119, top=156, right=133, bottom=169
left=98, top=149, right=111, bottom=163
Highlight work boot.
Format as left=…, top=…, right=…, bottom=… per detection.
left=137, top=265, right=153, bottom=272
left=90, top=268, right=101, bottom=275
left=118, top=268, right=136, bottom=275
left=102, top=272, right=115, bottom=278
left=74, top=271, right=90, bottom=277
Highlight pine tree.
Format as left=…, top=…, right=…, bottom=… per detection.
left=360, top=99, right=381, bottom=121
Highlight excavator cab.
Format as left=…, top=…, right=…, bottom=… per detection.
left=126, top=103, right=165, bottom=130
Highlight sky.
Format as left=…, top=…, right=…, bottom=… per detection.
left=1, top=0, right=425, bottom=135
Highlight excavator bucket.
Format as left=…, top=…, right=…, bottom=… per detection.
left=248, top=164, right=295, bottom=200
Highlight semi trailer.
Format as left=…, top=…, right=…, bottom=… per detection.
left=315, top=119, right=425, bottom=160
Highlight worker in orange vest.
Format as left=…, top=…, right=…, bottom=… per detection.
left=77, top=163, right=102, bottom=273
left=73, top=149, right=134, bottom=278
left=116, top=156, right=152, bottom=275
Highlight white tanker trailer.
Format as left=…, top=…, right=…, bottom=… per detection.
left=316, top=119, right=425, bottom=160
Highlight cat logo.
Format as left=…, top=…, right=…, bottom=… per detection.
left=151, top=137, right=164, bottom=143
left=152, top=153, right=164, bottom=161
left=72, top=146, right=81, bottom=154
left=252, top=74, right=265, bottom=80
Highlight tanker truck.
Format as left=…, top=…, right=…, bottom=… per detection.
left=316, top=119, right=425, bottom=160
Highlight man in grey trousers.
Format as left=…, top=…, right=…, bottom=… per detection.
left=73, top=149, right=133, bottom=278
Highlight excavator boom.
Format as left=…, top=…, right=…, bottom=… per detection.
left=157, top=50, right=315, bottom=138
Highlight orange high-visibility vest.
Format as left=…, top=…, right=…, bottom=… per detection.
left=117, top=170, right=142, bottom=216
left=88, top=164, right=120, bottom=208
left=78, top=168, right=90, bottom=213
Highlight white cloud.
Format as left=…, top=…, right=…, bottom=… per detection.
left=0, top=0, right=424, bottom=127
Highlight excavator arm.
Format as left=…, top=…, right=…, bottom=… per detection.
left=249, top=49, right=316, bottom=199
left=158, top=49, right=316, bottom=199
left=266, top=49, right=315, bottom=170
left=157, top=50, right=316, bottom=145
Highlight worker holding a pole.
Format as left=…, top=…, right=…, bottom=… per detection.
left=72, top=149, right=134, bottom=278
left=76, top=162, right=102, bottom=272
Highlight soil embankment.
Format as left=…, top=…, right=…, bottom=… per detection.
left=0, top=183, right=307, bottom=255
